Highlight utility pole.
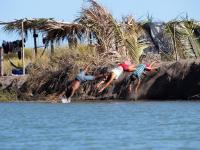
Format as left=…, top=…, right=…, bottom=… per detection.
left=0, top=47, right=3, bottom=76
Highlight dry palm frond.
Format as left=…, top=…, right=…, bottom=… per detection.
left=165, top=20, right=200, bottom=59
left=121, top=16, right=147, bottom=63
left=76, top=0, right=124, bottom=54
left=2, top=18, right=86, bottom=46
left=3, top=18, right=54, bottom=37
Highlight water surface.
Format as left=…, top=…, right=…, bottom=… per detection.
left=0, top=101, right=200, bottom=150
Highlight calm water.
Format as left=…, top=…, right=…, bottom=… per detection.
left=0, top=101, right=200, bottom=150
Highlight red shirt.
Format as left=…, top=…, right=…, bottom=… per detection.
left=118, top=63, right=129, bottom=71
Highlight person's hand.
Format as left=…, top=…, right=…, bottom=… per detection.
left=98, top=88, right=105, bottom=93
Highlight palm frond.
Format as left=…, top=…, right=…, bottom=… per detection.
left=2, top=18, right=86, bottom=45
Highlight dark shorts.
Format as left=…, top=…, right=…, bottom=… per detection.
left=131, top=73, right=140, bottom=79
left=130, top=74, right=139, bottom=81
left=127, top=74, right=140, bottom=86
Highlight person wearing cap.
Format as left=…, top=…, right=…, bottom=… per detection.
left=97, top=61, right=135, bottom=93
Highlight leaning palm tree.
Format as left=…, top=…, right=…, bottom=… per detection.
left=76, top=0, right=123, bottom=54
left=121, top=16, right=147, bottom=63
left=76, top=0, right=146, bottom=63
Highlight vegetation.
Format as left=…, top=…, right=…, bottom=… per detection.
left=3, top=48, right=41, bottom=75
left=164, top=20, right=200, bottom=60
left=2, top=1, right=200, bottom=64
left=0, top=0, right=200, bottom=101
left=0, top=90, right=17, bottom=102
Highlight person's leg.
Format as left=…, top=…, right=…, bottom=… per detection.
left=65, top=87, right=73, bottom=98
left=128, top=82, right=132, bottom=94
left=127, top=75, right=136, bottom=94
left=65, top=80, right=80, bottom=99
left=99, top=73, right=116, bottom=93
left=135, top=78, right=141, bottom=96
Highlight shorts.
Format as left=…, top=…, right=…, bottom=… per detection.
left=111, top=67, right=123, bottom=80
left=76, top=75, right=95, bottom=82
left=131, top=72, right=140, bottom=79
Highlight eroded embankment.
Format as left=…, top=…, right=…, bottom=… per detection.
left=15, top=60, right=200, bottom=102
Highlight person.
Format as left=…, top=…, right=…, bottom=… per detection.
left=96, top=61, right=135, bottom=93
left=127, top=61, right=157, bottom=97
left=60, top=63, right=101, bottom=103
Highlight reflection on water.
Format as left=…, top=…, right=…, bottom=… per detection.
left=0, top=101, right=200, bottom=150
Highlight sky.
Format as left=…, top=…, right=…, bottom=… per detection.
left=0, top=0, right=199, bottom=48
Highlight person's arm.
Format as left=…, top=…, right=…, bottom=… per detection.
left=83, top=61, right=96, bottom=73
left=96, top=80, right=105, bottom=89
left=127, top=65, right=136, bottom=72
left=150, top=61, right=157, bottom=67
left=83, top=64, right=91, bottom=73
left=99, top=73, right=116, bottom=93
left=145, top=61, right=158, bottom=71
left=151, top=66, right=159, bottom=70
left=149, top=61, right=161, bottom=70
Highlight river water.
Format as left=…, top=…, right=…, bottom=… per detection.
left=0, top=101, right=200, bottom=150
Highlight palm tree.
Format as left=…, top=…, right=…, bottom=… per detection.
left=165, top=19, right=200, bottom=60
left=77, top=0, right=146, bottom=63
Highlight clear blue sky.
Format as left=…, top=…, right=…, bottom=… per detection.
left=0, top=0, right=199, bottom=48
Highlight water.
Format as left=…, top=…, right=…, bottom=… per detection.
left=0, top=101, right=200, bottom=150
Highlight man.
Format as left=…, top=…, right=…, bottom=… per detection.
left=96, top=61, right=135, bottom=93
left=127, top=61, right=157, bottom=98
left=60, top=63, right=95, bottom=103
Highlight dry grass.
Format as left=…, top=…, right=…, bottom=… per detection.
left=3, top=48, right=33, bottom=75
left=19, top=44, right=127, bottom=100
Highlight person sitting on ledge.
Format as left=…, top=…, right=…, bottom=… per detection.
left=96, top=60, right=136, bottom=93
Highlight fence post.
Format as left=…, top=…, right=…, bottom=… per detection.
left=22, top=20, right=25, bottom=75
left=173, top=24, right=178, bottom=61
left=33, top=29, right=38, bottom=58
left=50, top=40, right=54, bottom=55
left=0, top=47, right=3, bottom=76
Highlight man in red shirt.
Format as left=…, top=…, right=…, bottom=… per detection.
left=96, top=60, right=136, bottom=93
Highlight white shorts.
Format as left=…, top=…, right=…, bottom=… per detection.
left=111, top=66, right=123, bottom=79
